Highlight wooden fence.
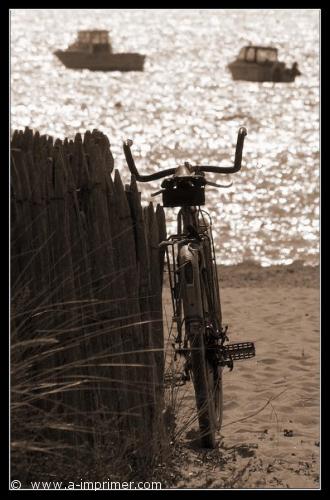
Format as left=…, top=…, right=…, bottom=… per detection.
left=10, top=127, right=167, bottom=469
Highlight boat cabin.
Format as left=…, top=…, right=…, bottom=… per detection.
left=228, top=45, right=300, bottom=82
left=237, top=46, right=278, bottom=64
left=69, top=30, right=112, bottom=53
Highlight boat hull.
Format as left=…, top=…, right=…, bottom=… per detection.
left=54, top=50, right=145, bottom=71
left=227, top=62, right=297, bottom=83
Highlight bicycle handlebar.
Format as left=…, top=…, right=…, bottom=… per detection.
left=123, top=127, right=247, bottom=182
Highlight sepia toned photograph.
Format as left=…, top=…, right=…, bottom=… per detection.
left=10, top=8, right=320, bottom=490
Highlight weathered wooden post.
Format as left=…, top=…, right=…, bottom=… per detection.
left=156, top=204, right=167, bottom=288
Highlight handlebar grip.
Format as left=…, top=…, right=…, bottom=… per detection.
left=123, top=139, right=140, bottom=178
left=198, top=127, right=247, bottom=174
left=123, top=139, right=176, bottom=182
left=234, top=127, right=247, bottom=171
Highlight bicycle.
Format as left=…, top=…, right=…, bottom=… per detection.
left=123, top=127, right=256, bottom=448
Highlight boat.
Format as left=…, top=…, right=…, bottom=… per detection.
left=227, top=46, right=301, bottom=83
left=54, top=30, right=145, bottom=71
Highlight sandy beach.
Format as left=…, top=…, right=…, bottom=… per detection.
left=162, top=261, right=320, bottom=489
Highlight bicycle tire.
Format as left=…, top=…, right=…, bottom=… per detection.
left=179, top=237, right=223, bottom=448
left=201, top=234, right=224, bottom=434
left=188, top=321, right=223, bottom=448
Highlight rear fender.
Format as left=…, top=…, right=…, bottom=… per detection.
left=179, top=244, right=203, bottom=321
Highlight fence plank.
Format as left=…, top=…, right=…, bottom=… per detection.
left=146, top=203, right=164, bottom=395
left=156, top=204, right=167, bottom=288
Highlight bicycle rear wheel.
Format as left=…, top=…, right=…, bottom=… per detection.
left=179, top=239, right=223, bottom=448
left=188, top=321, right=223, bottom=448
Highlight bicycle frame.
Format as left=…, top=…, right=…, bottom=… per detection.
left=164, top=205, right=223, bottom=348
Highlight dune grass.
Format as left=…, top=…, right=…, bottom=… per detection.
left=10, top=275, right=170, bottom=487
